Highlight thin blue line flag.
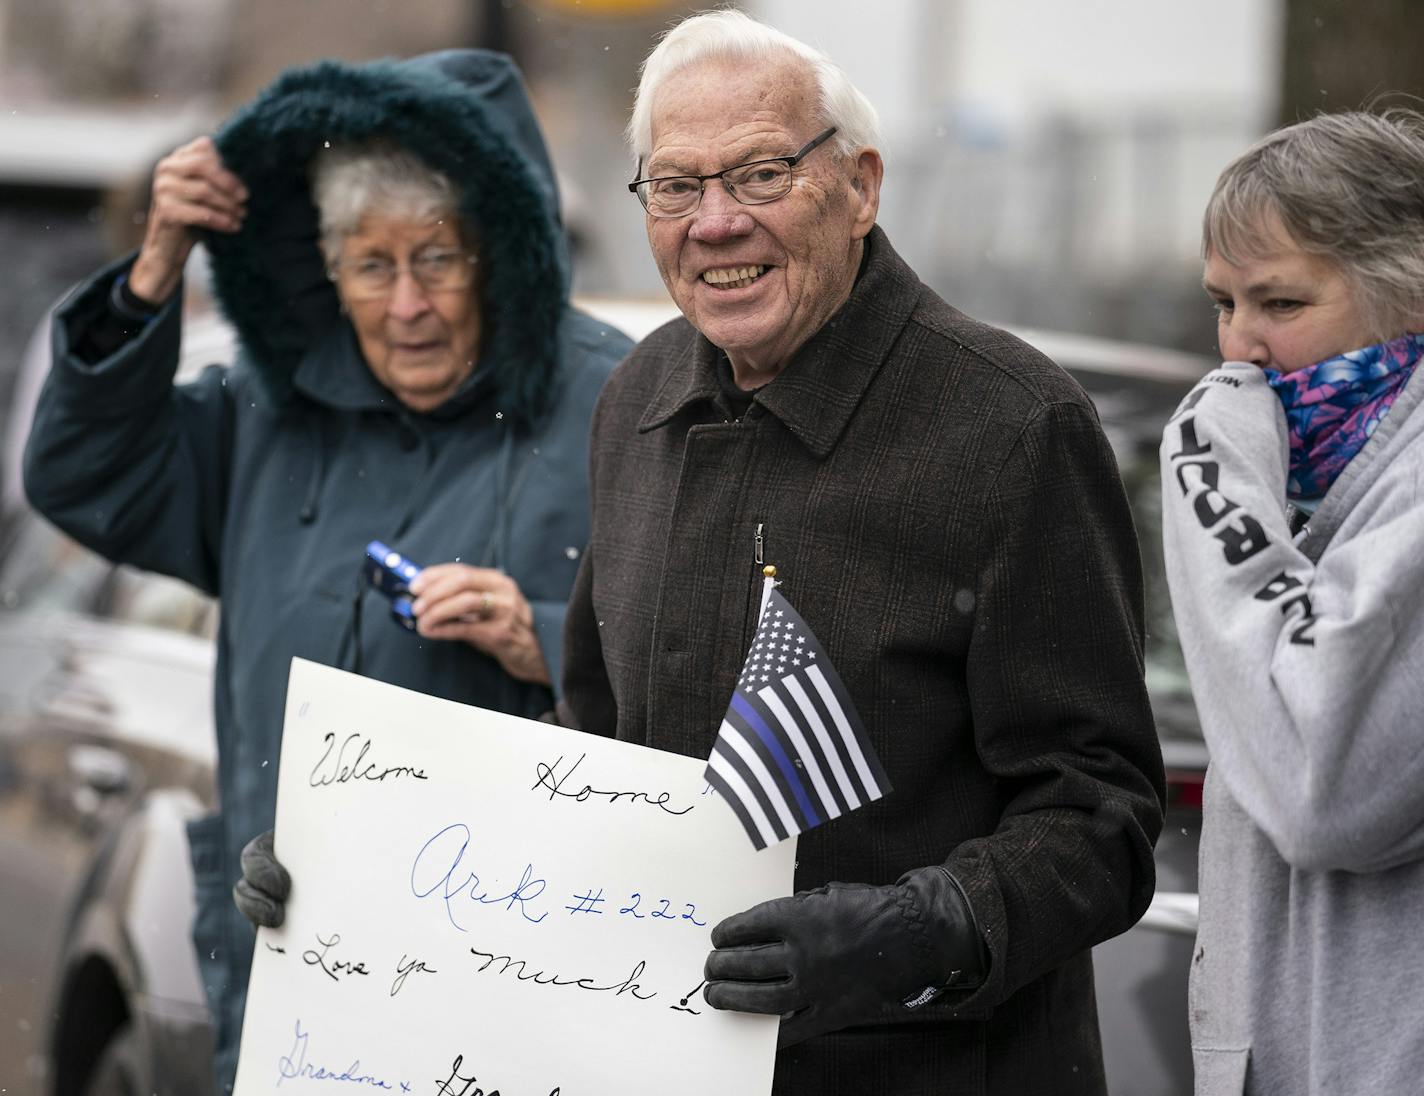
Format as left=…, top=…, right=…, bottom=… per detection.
left=705, top=586, right=891, bottom=850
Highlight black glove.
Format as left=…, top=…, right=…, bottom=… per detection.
left=232, top=829, right=291, bottom=929
left=704, top=866, right=989, bottom=1047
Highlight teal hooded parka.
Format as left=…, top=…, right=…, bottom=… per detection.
left=23, top=51, right=631, bottom=1091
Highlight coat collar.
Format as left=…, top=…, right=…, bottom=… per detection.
left=636, top=226, right=920, bottom=459
left=292, top=323, right=391, bottom=411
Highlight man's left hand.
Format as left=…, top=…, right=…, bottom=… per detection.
left=704, top=867, right=989, bottom=1047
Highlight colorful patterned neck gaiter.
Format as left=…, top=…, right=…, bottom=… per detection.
left=1264, top=332, right=1424, bottom=501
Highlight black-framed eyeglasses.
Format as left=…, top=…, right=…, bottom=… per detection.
left=628, top=127, right=839, bottom=219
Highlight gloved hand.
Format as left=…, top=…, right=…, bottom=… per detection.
left=232, top=829, right=291, bottom=929
left=704, top=866, right=989, bottom=1047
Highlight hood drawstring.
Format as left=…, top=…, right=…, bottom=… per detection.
left=346, top=576, right=365, bottom=675
left=298, top=417, right=326, bottom=525
left=493, top=422, right=515, bottom=569
left=491, top=420, right=518, bottom=712
left=297, top=412, right=369, bottom=676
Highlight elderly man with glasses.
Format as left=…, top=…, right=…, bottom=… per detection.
left=559, top=12, right=1164, bottom=1095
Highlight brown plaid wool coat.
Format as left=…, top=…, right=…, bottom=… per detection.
left=560, top=227, right=1165, bottom=1095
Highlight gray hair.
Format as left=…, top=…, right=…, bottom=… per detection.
left=626, top=9, right=881, bottom=168
left=1203, top=109, right=1424, bottom=342
left=310, top=141, right=463, bottom=261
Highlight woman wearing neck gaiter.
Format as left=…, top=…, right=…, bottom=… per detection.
left=1160, top=109, right=1424, bottom=1096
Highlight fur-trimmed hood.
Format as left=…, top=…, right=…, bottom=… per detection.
left=206, top=50, right=568, bottom=422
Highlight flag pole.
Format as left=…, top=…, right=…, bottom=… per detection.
left=757, top=564, right=778, bottom=627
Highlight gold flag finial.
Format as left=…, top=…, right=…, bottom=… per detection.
left=762, top=565, right=777, bottom=579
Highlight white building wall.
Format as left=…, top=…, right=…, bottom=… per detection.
left=954, top=0, right=1282, bottom=127
left=752, top=0, right=950, bottom=157
left=751, top=0, right=1284, bottom=333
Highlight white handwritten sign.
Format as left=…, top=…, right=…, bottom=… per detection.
left=233, top=658, right=795, bottom=1095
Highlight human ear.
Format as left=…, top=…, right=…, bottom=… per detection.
left=848, top=148, right=883, bottom=240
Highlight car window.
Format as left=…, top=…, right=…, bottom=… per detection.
left=1076, top=375, right=1201, bottom=744
left=1119, top=438, right=1199, bottom=742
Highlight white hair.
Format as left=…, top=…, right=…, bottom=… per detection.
left=309, top=141, right=463, bottom=261
left=626, top=9, right=881, bottom=168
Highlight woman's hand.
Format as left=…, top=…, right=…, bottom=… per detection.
left=408, top=564, right=551, bottom=686
left=129, top=136, right=248, bottom=305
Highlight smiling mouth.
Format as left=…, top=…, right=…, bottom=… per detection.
left=702, top=265, right=768, bottom=290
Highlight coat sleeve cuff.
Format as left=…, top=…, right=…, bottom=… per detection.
left=926, top=842, right=1010, bottom=1018
left=51, top=255, right=184, bottom=416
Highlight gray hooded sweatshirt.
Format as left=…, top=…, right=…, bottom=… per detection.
left=1160, top=361, right=1424, bottom=1095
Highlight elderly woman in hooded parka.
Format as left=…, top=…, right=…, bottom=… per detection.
left=23, top=51, right=630, bottom=1091
left=1161, top=109, right=1424, bottom=1095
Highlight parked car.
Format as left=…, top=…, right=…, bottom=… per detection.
left=0, top=282, right=227, bottom=1096
left=0, top=505, right=220, bottom=1096
left=0, top=297, right=1208, bottom=1096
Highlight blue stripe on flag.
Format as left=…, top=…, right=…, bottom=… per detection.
left=711, top=734, right=789, bottom=843
left=730, top=691, right=822, bottom=829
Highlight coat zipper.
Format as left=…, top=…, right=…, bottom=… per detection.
left=745, top=522, right=767, bottom=641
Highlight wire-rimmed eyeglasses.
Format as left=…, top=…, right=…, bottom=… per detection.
left=628, top=127, right=839, bottom=219
left=327, top=248, right=478, bottom=301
